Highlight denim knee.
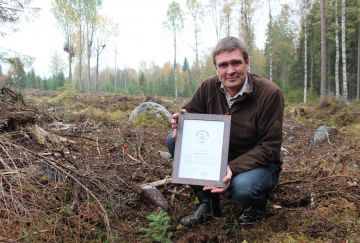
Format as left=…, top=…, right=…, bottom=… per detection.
left=231, top=175, right=262, bottom=204
left=230, top=165, right=280, bottom=209
left=166, top=131, right=175, bottom=159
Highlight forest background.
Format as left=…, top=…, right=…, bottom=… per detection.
left=1, top=0, right=360, bottom=102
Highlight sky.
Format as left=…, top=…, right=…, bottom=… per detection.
left=0, top=0, right=296, bottom=78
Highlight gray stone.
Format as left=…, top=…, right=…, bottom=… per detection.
left=128, top=102, right=172, bottom=122
left=158, top=151, right=172, bottom=159
left=313, top=125, right=333, bottom=144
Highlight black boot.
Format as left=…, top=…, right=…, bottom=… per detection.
left=180, top=190, right=221, bottom=229
left=238, top=201, right=267, bottom=225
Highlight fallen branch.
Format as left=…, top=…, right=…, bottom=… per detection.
left=1, top=140, right=114, bottom=243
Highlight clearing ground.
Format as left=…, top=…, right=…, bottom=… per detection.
left=0, top=88, right=359, bottom=242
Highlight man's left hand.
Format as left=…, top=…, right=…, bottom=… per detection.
left=203, top=166, right=232, bottom=193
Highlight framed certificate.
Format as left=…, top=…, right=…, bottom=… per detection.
left=171, top=113, right=231, bottom=188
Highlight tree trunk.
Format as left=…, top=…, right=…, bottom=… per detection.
left=341, top=0, right=348, bottom=99
left=303, top=0, right=308, bottom=103
left=96, top=50, right=99, bottom=92
left=114, top=45, right=117, bottom=93
left=320, top=0, right=327, bottom=100
left=357, top=20, right=360, bottom=99
left=87, top=21, right=91, bottom=93
left=78, top=24, right=83, bottom=92
left=194, top=24, right=200, bottom=82
left=223, top=0, right=231, bottom=37
left=209, top=0, right=221, bottom=40
left=268, top=0, right=273, bottom=81
left=173, top=29, right=178, bottom=99
left=335, top=0, right=340, bottom=98
left=311, top=44, right=314, bottom=91
left=68, top=36, right=72, bottom=82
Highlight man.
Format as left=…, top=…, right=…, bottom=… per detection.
left=167, top=36, right=284, bottom=228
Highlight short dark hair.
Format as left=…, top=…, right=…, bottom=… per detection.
left=212, top=36, right=249, bottom=66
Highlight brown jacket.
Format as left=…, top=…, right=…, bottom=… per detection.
left=184, top=73, right=284, bottom=175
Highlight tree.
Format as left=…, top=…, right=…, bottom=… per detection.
left=334, top=0, right=340, bottom=98
left=320, top=0, right=327, bottom=100
left=222, top=0, right=234, bottom=36
left=302, top=0, right=309, bottom=103
left=186, top=0, right=204, bottom=79
left=52, top=0, right=76, bottom=82
left=182, top=57, right=190, bottom=72
left=238, top=0, right=257, bottom=56
left=7, top=57, right=25, bottom=92
left=83, top=0, right=102, bottom=92
left=71, top=0, right=85, bottom=91
left=139, top=71, right=145, bottom=93
left=341, top=0, right=347, bottom=99
left=208, top=0, right=222, bottom=40
left=49, top=51, right=66, bottom=77
left=266, top=4, right=296, bottom=89
left=0, top=0, right=36, bottom=81
left=357, top=20, right=360, bottom=99
left=267, top=0, right=273, bottom=81
left=164, top=1, right=184, bottom=99
left=0, top=0, right=38, bottom=37
left=93, top=15, right=114, bottom=92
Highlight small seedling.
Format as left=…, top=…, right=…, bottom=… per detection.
left=141, top=210, right=173, bottom=243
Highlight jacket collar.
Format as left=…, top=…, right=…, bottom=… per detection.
left=216, top=73, right=254, bottom=97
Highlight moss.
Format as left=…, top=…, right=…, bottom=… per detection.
left=48, top=90, right=78, bottom=104
left=131, top=111, right=169, bottom=129
left=84, top=107, right=127, bottom=122
left=279, top=233, right=310, bottom=243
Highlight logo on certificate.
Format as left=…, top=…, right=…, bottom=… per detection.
left=195, top=129, right=210, bottom=144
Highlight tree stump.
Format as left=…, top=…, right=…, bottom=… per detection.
left=5, top=111, right=72, bottom=151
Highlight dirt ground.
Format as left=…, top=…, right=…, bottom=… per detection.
left=0, top=88, right=359, bottom=242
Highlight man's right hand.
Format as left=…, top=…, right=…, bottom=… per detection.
left=171, top=108, right=187, bottom=138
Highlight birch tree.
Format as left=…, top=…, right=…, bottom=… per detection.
left=186, top=0, right=204, bottom=79
left=93, top=15, right=114, bottom=92
left=341, top=0, right=348, bottom=99
left=320, top=0, right=327, bottom=100
left=208, top=0, right=222, bottom=40
left=84, top=0, right=102, bottom=92
left=303, top=0, right=308, bottom=103
left=222, top=0, right=233, bottom=36
left=52, top=0, right=76, bottom=82
left=72, top=0, right=85, bottom=90
left=164, top=1, right=184, bottom=99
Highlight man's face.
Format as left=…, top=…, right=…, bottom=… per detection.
left=215, top=49, right=249, bottom=96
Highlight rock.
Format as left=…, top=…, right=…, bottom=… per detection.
left=128, top=102, right=172, bottom=122
left=159, top=151, right=172, bottom=159
left=140, top=186, right=169, bottom=211
left=313, top=125, right=336, bottom=144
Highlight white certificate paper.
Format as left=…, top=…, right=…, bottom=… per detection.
left=178, top=120, right=224, bottom=180
left=171, top=113, right=231, bottom=187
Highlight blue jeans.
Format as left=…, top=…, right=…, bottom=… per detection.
left=166, top=131, right=280, bottom=210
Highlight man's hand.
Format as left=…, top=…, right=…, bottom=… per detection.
left=171, top=108, right=187, bottom=138
left=203, top=166, right=232, bottom=193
